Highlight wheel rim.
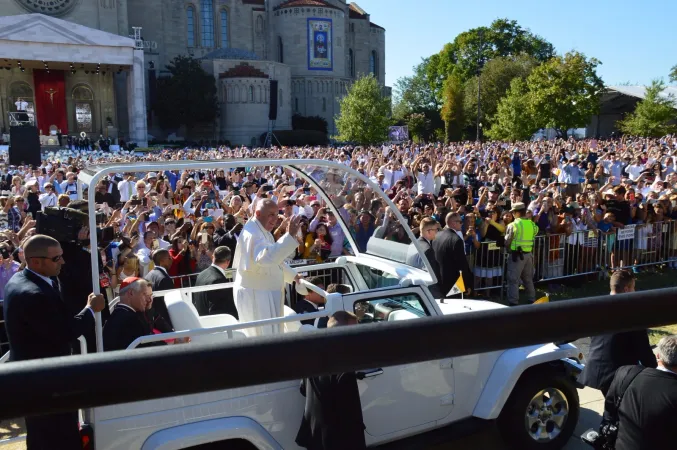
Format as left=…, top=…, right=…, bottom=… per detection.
left=524, top=387, right=569, bottom=442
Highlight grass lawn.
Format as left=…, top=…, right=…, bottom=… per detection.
left=534, top=269, right=677, bottom=346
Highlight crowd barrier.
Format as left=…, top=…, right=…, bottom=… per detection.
left=469, top=220, right=677, bottom=296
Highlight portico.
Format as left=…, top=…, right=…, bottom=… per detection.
left=0, top=13, right=148, bottom=146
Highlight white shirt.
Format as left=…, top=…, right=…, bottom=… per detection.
left=117, top=179, right=134, bottom=202
left=38, top=192, right=58, bottom=210
left=657, top=365, right=677, bottom=375
left=416, top=171, right=434, bottom=195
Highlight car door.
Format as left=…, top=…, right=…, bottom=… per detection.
left=342, top=287, right=454, bottom=440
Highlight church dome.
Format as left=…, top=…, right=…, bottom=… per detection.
left=201, top=48, right=260, bottom=61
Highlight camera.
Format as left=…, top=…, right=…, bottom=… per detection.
left=36, top=207, right=115, bottom=246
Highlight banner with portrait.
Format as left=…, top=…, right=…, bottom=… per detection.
left=308, top=18, right=332, bottom=71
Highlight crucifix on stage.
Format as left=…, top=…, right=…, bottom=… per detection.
left=45, top=88, right=58, bottom=105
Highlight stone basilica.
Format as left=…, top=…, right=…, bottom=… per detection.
left=0, top=0, right=388, bottom=146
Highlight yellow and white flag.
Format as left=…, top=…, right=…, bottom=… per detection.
left=533, top=293, right=549, bottom=304
left=446, top=271, right=466, bottom=297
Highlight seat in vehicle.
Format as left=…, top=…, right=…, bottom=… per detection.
left=165, top=292, right=245, bottom=343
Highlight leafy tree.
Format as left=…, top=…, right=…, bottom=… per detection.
left=526, top=51, right=604, bottom=135
left=619, top=79, right=677, bottom=137
left=393, top=58, right=440, bottom=114
left=335, top=75, right=391, bottom=145
left=438, top=19, right=554, bottom=84
left=406, top=113, right=430, bottom=143
left=486, top=78, right=536, bottom=141
left=154, top=55, right=219, bottom=136
left=670, top=64, right=677, bottom=83
left=441, top=73, right=464, bottom=142
left=463, top=54, right=538, bottom=129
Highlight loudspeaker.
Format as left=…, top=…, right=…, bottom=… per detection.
left=269, top=80, right=278, bottom=121
left=9, top=126, right=41, bottom=167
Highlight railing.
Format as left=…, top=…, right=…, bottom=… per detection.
left=469, top=220, right=677, bottom=295
left=0, top=288, right=676, bottom=420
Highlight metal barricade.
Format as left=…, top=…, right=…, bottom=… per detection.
left=609, top=220, right=677, bottom=271
left=471, top=240, right=505, bottom=294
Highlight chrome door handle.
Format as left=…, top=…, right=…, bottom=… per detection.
left=356, top=368, right=383, bottom=379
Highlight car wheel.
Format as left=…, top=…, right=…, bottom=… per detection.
left=497, top=370, right=580, bottom=450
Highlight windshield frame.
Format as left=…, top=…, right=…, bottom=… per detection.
left=80, top=158, right=437, bottom=351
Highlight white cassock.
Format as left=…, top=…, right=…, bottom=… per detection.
left=233, top=217, right=298, bottom=337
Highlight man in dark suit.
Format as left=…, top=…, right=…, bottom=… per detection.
left=432, top=212, right=471, bottom=298
left=193, top=246, right=238, bottom=318
left=606, top=335, right=677, bottom=449
left=578, top=270, right=657, bottom=396
left=3, top=234, right=105, bottom=450
left=294, top=276, right=327, bottom=328
left=406, top=217, right=442, bottom=298
left=296, top=311, right=366, bottom=450
left=143, top=249, right=174, bottom=332
left=103, top=277, right=166, bottom=351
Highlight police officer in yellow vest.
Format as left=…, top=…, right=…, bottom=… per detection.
left=504, top=202, right=539, bottom=306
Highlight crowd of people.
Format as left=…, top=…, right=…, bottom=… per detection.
left=1, top=134, right=677, bottom=450
left=0, top=134, right=677, bottom=302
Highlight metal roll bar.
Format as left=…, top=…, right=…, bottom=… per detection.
left=0, top=288, right=675, bottom=420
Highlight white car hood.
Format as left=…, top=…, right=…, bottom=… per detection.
left=436, top=299, right=507, bottom=315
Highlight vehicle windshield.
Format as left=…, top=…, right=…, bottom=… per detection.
left=291, top=162, right=427, bottom=270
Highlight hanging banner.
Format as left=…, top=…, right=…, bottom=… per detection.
left=33, top=70, right=68, bottom=134
left=307, top=18, right=332, bottom=71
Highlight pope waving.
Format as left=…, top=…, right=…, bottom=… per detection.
left=233, top=199, right=303, bottom=336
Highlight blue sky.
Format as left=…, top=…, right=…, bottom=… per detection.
left=358, top=0, right=676, bottom=89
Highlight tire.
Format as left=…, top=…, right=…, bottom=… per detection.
left=497, top=369, right=580, bottom=450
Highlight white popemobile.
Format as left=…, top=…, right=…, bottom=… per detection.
left=3, top=159, right=586, bottom=450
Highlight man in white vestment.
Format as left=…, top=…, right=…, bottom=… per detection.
left=233, top=199, right=302, bottom=336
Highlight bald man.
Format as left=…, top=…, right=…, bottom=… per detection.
left=233, top=199, right=302, bottom=336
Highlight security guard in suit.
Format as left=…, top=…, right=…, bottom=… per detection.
left=504, top=202, right=539, bottom=306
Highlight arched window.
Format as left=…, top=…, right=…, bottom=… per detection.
left=200, top=0, right=214, bottom=48
left=186, top=6, right=196, bottom=47
left=249, top=86, right=254, bottom=103
left=220, top=9, right=228, bottom=48
left=72, top=85, right=94, bottom=133
left=278, top=36, right=284, bottom=63
left=370, top=51, right=377, bottom=78
left=348, top=49, right=354, bottom=77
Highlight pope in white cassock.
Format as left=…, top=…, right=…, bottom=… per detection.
left=233, top=199, right=302, bottom=336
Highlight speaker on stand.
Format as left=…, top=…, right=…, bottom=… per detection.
left=9, top=126, right=41, bottom=166
left=264, top=80, right=281, bottom=148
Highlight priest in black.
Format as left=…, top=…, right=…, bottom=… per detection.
left=295, top=311, right=366, bottom=450
left=103, top=277, right=166, bottom=351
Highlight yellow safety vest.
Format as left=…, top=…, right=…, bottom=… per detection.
left=509, top=217, right=537, bottom=252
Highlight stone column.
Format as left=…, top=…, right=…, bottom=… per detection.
left=127, top=49, right=148, bottom=147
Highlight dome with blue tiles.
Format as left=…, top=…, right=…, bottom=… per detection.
left=201, top=48, right=261, bottom=61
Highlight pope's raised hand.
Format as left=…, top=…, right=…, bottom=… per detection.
left=287, top=214, right=302, bottom=236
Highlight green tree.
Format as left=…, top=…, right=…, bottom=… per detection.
left=154, top=55, right=219, bottom=136
left=441, top=73, right=464, bottom=142
left=406, top=113, right=430, bottom=142
left=526, top=51, right=604, bottom=135
left=463, top=54, right=538, bottom=129
left=335, top=75, right=391, bottom=145
left=439, top=19, right=554, bottom=83
left=670, top=64, right=677, bottom=83
left=619, top=79, right=677, bottom=137
left=486, top=78, right=537, bottom=141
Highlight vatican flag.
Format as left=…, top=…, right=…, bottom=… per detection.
left=533, top=293, right=550, bottom=304
left=446, top=271, right=466, bottom=298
